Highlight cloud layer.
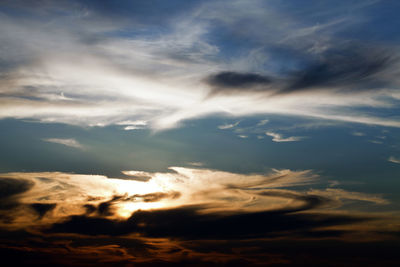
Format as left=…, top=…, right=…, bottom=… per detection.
left=0, top=166, right=397, bottom=265
left=0, top=0, right=400, bottom=130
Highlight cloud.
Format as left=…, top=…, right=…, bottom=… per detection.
left=0, top=1, right=399, bottom=131
left=205, top=45, right=396, bottom=96
left=43, top=138, right=84, bottom=149
left=0, top=177, right=34, bottom=211
left=281, top=44, right=394, bottom=94
left=388, top=156, right=400, bottom=164
left=0, top=166, right=397, bottom=265
left=256, top=119, right=269, bottom=126
left=120, top=171, right=154, bottom=182
left=308, top=188, right=388, bottom=205
left=0, top=166, right=390, bottom=230
left=218, top=121, right=240, bottom=129
left=352, top=131, right=366, bottom=136
left=116, top=120, right=147, bottom=130
left=265, top=132, right=304, bottom=142
left=207, top=71, right=272, bottom=96
left=30, top=203, right=56, bottom=219
left=46, top=204, right=368, bottom=240
left=186, top=162, right=204, bottom=167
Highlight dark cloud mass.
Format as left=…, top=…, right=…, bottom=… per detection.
left=47, top=204, right=367, bottom=239
left=285, top=46, right=394, bottom=93
left=0, top=178, right=34, bottom=210
left=207, top=45, right=397, bottom=96
left=131, top=191, right=181, bottom=202
left=30, top=203, right=56, bottom=219
left=207, top=71, right=272, bottom=95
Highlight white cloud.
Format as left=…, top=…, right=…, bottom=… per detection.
left=256, top=119, right=269, bottom=126
left=43, top=138, right=84, bottom=149
left=186, top=162, right=204, bottom=167
left=118, top=120, right=148, bottom=130
left=265, top=132, right=304, bottom=142
left=238, top=134, right=248, bottom=138
left=0, top=1, right=399, bottom=131
left=352, top=132, right=366, bottom=136
left=218, top=121, right=240, bottom=129
left=388, top=156, right=400, bottom=164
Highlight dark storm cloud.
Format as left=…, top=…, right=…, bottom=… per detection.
left=47, top=204, right=367, bottom=239
left=0, top=178, right=34, bottom=210
left=0, top=177, right=34, bottom=224
left=207, top=71, right=272, bottom=96
left=284, top=46, right=394, bottom=93
left=207, top=44, right=397, bottom=96
left=30, top=203, right=56, bottom=219
left=97, top=195, right=124, bottom=216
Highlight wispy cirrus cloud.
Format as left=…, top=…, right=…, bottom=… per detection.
left=218, top=121, right=240, bottom=129
left=388, top=156, right=400, bottom=164
left=266, top=132, right=304, bottom=142
left=0, top=0, right=399, bottom=131
left=0, top=166, right=396, bottom=265
left=0, top=166, right=388, bottom=229
left=256, top=119, right=269, bottom=126
left=116, top=120, right=148, bottom=130
left=43, top=138, right=84, bottom=149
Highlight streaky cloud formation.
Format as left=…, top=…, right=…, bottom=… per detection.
left=0, top=166, right=397, bottom=265
left=1, top=1, right=400, bottom=266
left=43, top=138, right=84, bottom=149
left=206, top=44, right=396, bottom=96
left=217, top=121, right=240, bottom=129
left=388, top=156, right=400, bottom=164
left=0, top=167, right=389, bottom=229
left=266, top=131, right=304, bottom=142
left=0, top=0, right=399, bottom=130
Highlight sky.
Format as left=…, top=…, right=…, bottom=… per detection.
left=1, top=0, right=400, bottom=266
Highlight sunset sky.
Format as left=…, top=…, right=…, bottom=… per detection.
left=1, top=0, right=400, bottom=266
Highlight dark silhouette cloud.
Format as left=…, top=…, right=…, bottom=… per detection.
left=284, top=46, right=393, bottom=94
left=130, top=191, right=181, bottom=202
left=97, top=195, right=124, bottom=216
left=89, top=192, right=182, bottom=217
left=30, top=203, right=56, bottom=219
left=0, top=177, right=34, bottom=210
left=206, top=45, right=396, bottom=96
left=207, top=71, right=273, bottom=96
left=47, top=204, right=368, bottom=239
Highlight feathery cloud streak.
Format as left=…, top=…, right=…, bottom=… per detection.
left=0, top=1, right=399, bottom=130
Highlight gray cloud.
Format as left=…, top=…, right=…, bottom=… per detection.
left=0, top=178, right=34, bottom=210
left=30, top=203, right=56, bottom=219
left=283, top=45, right=394, bottom=94
left=206, top=44, right=397, bottom=97
left=207, top=71, right=272, bottom=96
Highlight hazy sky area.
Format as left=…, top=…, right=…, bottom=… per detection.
left=1, top=0, right=400, bottom=266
